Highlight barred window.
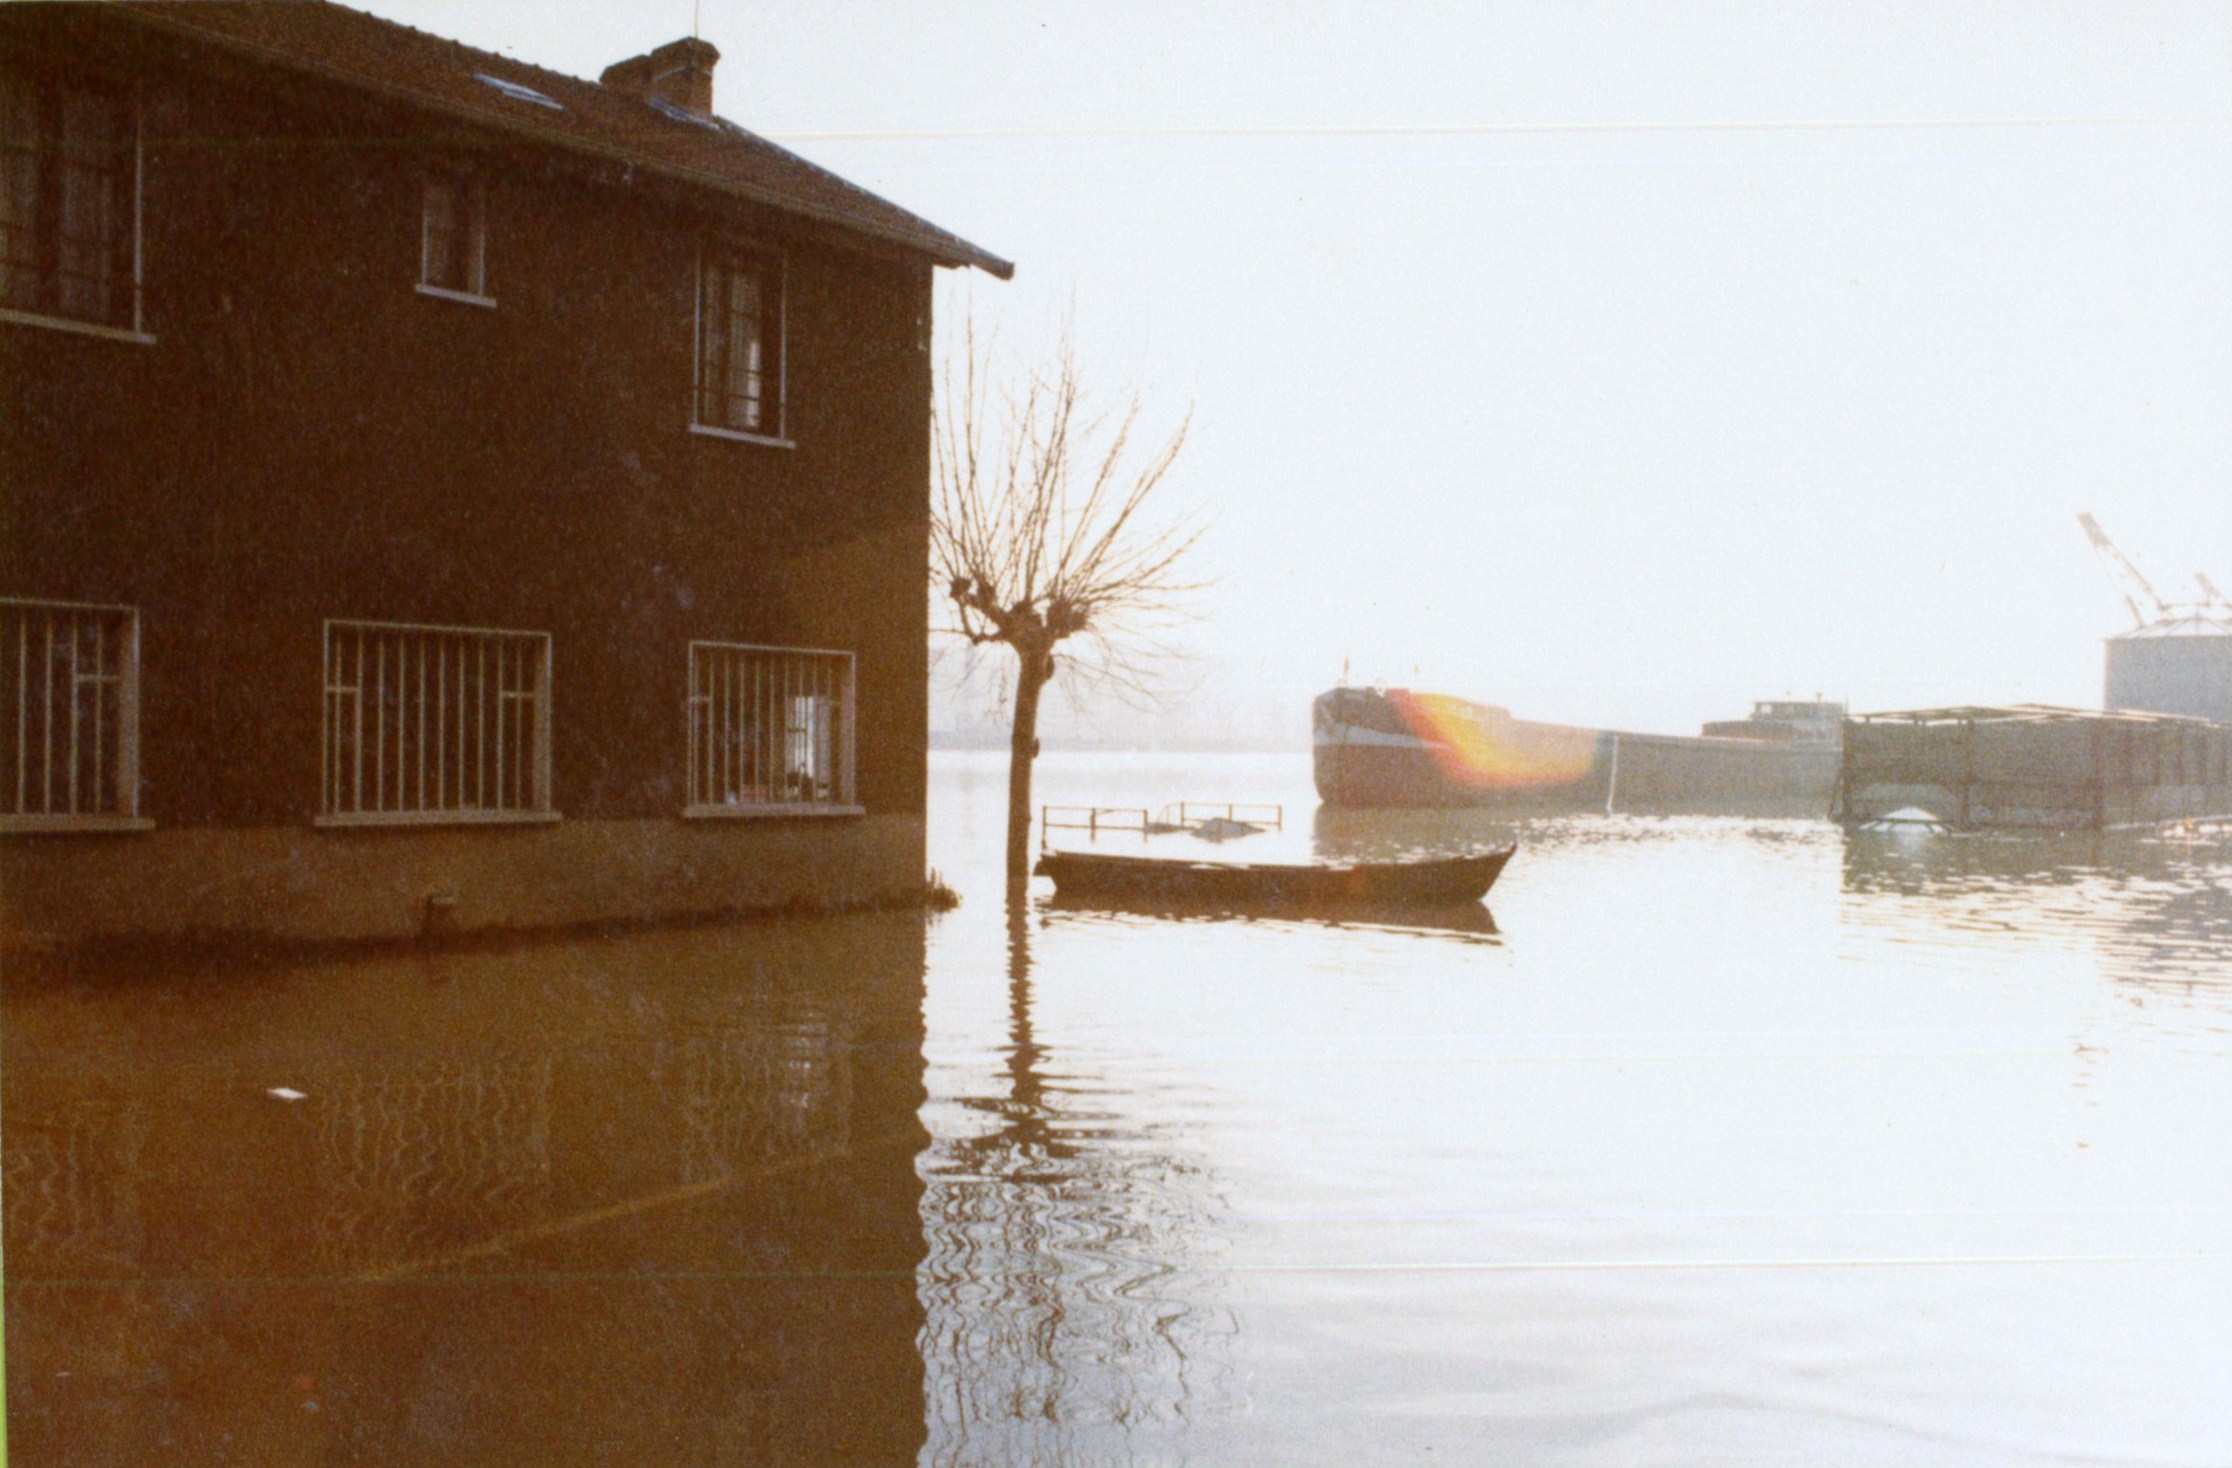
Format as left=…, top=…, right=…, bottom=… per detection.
left=694, top=249, right=783, bottom=437
left=2, top=599, right=142, bottom=831
left=419, top=174, right=488, bottom=300
left=0, top=67, right=140, bottom=332
left=321, top=620, right=553, bottom=826
left=685, top=643, right=854, bottom=815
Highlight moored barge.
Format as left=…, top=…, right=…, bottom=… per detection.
left=1313, top=686, right=1842, bottom=814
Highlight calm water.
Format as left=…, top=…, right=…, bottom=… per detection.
left=7, top=750, right=2230, bottom=1463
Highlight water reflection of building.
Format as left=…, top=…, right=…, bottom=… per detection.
left=676, top=1020, right=855, bottom=1186
left=1840, top=826, right=2232, bottom=1013
left=1, top=1092, right=146, bottom=1277
left=309, top=1052, right=557, bottom=1274
left=917, top=898, right=1239, bottom=1465
left=3, top=911, right=933, bottom=1463
left=304, top=1017, right=862, bottom=1275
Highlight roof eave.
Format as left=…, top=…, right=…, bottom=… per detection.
left=116, top=5, right=1015, bottom=279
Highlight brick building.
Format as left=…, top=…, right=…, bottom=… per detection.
left=0, top=1, right=1009, bottom=946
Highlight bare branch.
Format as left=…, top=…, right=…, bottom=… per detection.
left=930, top=314, right=1206, bottom=713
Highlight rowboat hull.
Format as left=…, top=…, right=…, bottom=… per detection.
left=1033, top=845, right=1515, bottom=909
left=1044, top=889, right=1501, bottom=937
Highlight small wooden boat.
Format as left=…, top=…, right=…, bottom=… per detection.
left=1045, top=888, right=1501, bottom=936
left=1033, top=844, right=1515, bottom=909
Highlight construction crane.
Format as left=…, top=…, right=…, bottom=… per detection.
left=2199, top=572, right=2232, bottom=615
left=2077, top=513, right=2169, bottom=628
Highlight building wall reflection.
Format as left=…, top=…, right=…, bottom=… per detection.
left=2, top=910, right=932, bottom=1465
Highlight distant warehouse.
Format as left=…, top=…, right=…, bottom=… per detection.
left=1835, top=705, right=2232, bottom=831
left=2105, top=612, right=2232, bottom=725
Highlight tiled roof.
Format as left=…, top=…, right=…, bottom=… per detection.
left=117, top=0, right=1012, bottom=278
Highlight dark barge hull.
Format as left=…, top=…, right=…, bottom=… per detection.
left=1314, top=687, right=1839, bottom=814
left=1034, top=845, right=1515, bottom=908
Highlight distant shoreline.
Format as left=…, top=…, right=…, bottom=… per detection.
left=928, top=735, right=1302, bottom=755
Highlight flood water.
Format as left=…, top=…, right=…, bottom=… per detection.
left=7, top=750, right=2231, bottom=1463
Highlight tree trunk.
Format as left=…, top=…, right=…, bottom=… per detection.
left=1005, top=649, right=1053, bottom=885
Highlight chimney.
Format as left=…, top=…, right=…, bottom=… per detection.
left=601, top=37, right=720, bottom=117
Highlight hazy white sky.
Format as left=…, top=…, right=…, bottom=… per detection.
left=362, top=1, right=2232, bottom=734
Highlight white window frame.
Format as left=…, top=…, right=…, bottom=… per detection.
left=0, top=72, right=153, bottom=346
left=684, top=642, right=858, bottom=818
left=416, top=173, right=493, bottom=307
left=1, top=598, right=150, bottom=833
left=319, top=618, right=555, bottom=828
left=689, top=242, right=792, bottom=448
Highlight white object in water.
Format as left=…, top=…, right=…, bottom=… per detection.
left=268, top=1087, right=307, bottom=1102
left=1860, top=806, right=1948, bottom=832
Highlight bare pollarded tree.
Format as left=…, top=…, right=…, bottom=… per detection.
left=933, top=324, right=1202, bottom=883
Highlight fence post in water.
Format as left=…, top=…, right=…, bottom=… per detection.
left=1961, top=716, right=1974, bottom=829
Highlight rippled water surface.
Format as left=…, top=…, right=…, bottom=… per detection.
left=6, top=750, right=2230, bottom=1464
left=919, top=752, right=2232, bottom=1466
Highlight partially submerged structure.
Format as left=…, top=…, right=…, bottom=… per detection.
left=1835, top=705, right=2232, bottom=831
left=0, top=2, right=1009, bottom=947
left=1839, top=519, right=2232, bottom=832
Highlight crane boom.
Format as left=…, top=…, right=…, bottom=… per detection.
left=2199, top=572, right=2232, bottom=613
left=2077, top=513, right=2168, bottom=628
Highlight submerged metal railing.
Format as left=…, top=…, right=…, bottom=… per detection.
left=1152, top=802, right=1283, bottom=831
left=1041, top=802, right=1285, bottom=846
left=1042, top=805, right=1150, bottom=837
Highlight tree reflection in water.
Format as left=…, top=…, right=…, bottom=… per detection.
left=917, top=885, right=1238, bottom=1465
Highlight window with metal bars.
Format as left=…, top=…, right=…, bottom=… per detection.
left=1, top=599, right=142, bottom=831
left=685, top=643, right=855, bottom=815
left=0, top=66, right=139, bottom=332
left=321, top=620, right=553, bottom=826
left=419, top=174, right=488, bottom=300
left=694, top=248, right=783, bottom=437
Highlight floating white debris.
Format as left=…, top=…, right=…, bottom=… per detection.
left=1860, top=806, right=1949, bottom=833
left=268, top=1087, right=307, bottom=1102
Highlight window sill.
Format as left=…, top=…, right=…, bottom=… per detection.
left=0, top=815, right=156, bottom=836
left=683, top=803, right=864, bottom=821
left=0, top=308, right=155, bottom=346
left=415, top=283, right=497, bottom=309
left=315, top=810, right=560, bottom=830
left=689, top=423, right=796, bottom=450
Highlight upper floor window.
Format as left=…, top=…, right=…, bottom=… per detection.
left=695, top=248, right=784, bottom=439
left=419, top=174, right=490, bottom=303
left=0, top=67, right=141, bottom=334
